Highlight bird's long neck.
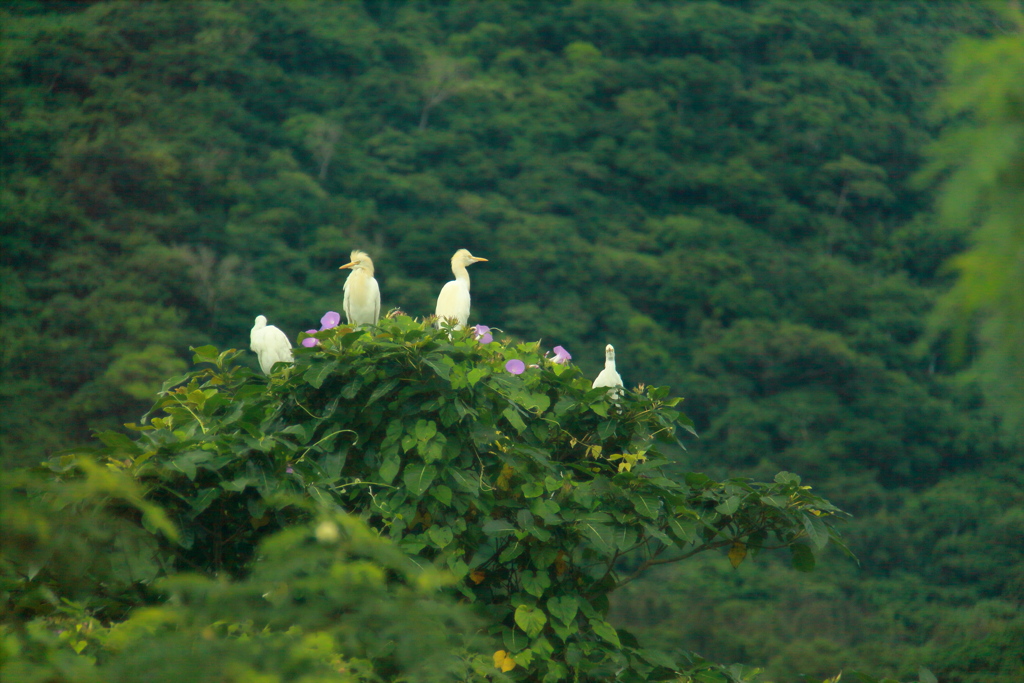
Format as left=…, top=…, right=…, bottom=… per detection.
left=452, top=262, right=471, bottom=290
left=605, top=350, right=616, bottom=370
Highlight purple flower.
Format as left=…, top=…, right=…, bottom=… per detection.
left=550, top=345, right=572, bottom=364
left=286, top=466, right=294, bottom=474
left=320, top=311, right=341, bottom=330
left=505, top=359, right=525, bottom=375
left=472, top=324, right=493, bottom=344
left=301, top=311, right=342, bottom=347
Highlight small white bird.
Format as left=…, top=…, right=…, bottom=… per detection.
left=435, top=248, right=488, bottom=329
left=592, top=344, right=624, bottom=399
left=250, top=315, right=294, bottom=375
left=339, top=250, right=380, bottom=326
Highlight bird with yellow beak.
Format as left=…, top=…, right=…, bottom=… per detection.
left=339, top=250, right=380, bottom=326
left=435, top=248, right=487, bottom=329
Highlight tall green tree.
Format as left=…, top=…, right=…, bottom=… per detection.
left=922, top=1, right=1024, bottom=439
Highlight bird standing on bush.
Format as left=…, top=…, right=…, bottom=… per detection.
left=435, top=248, right=487, bottom=329
left=593, top=344, right=624, bottom=399
left=250, top=315, right=293, bottom=374
left=339, top=250, right=380, bottom=326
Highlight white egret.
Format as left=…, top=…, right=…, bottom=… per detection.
left=435, top=248, right=487, bottom=329
left=339, top=250, right=380, bottom=326
left=592, top=344, right=623, bottom=399
left=250, top=315, right=294, bottom=375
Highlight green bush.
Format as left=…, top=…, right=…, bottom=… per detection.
left=41, top=315, right=847, bottom=681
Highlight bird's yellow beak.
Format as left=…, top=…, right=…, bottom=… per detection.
left=472, top=257, right=488, bottom=262
left=339, top=261, right=357, bottom=270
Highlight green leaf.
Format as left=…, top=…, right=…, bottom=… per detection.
left=307, top=484, right=333, bottom=507
left=611, top=526, right=638, bottom=551
left=221, top=476, right=253, bottom=492
left=531, top=498, right=561, bottom=524
left=643, top=522, right=672, bottom=545
left=527, top=392, right=550, bottom=413
left=422, top=438, right=445, bottom=463
left=169, top=452, right=204, bottom=480
left=918, top=667, right=938, bottom=683
left=500, top=541, right=525, bottom=562
left=367, top=378, right=399, bottom=405
left=579, top=521, right=616, bottom=553
left=431, top=484, right=452, bottom=506
left=546, top=595, right=578, bottom=625
left=802, top=512, right=829, bottom=551
left=553, top=397, right=575, bottom=415
left=448, top=468, right=478, bottom=493
left=503, top=627, right=530, bottom=653
left=482, top=519, right=516, bottom=536
left=774, top=471, right=801, bottom=485
left=641, top=649, right=678, bottom=670
left=685, top=472, right=711, bottom=487
left=522, top=569, right=552, bottom=597
left=521, top=481, right=545, bottom=498
left=379, top=454, right=400, bottom=484
left=791, top=543, right=816, bottom=572
left=447, top=557, right=469, bottom=580
left=629, top=493, right=661, bottom=519
left=422, top=356, right=451, bottom=380
left=715, top=495, right=741, bottom=516
left=191, top=345, right=219, bottom=363
left=503, top=406, right=527, bottom=432
left=340, top=378, right=362, bottom=399
left=514, top=604, right=547, bottom=638
left=96, top=430, right=142, bottom=454
left=403, top=464, right=436, bottom=497
left=531, top=636, right=554, bottom=660
left=667, top=517, right=697, bottom=544
left=340, top=329, right=366, bottom=347
left=189, top=488, right=220, bottom=516
left=589, top=619, right=621, bottom=647
left=550, top=618, right=578, bottom=642
left=322, top=452, right=344, bottom=479
left=303, top=360, right=339, bottom=389
left=428, top=525, right=453, bottom=549
left=415, top=419, right=437, bottom=442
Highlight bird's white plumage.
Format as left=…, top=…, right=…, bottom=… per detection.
left=592, top=344, right=623, bottom=399
left=435, top=248, right=487, bottom=329
left=340, top=250, right=380, bottom=326
left=250, top=315, right=294, bottom=375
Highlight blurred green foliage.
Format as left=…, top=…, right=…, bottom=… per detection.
left=920, top=2, right=1024, bottom=439
left=2, top=472, right=487, bottom=683
left=0, top=0, right=1021, bottom=680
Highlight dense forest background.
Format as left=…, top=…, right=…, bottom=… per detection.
left=1, top=1, right=1022, bottom=680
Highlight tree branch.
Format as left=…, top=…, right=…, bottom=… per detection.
left=612, top=539, right=733, bottom=591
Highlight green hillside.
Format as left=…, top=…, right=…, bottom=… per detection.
left=1, top=1, right=1021, bottom=680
